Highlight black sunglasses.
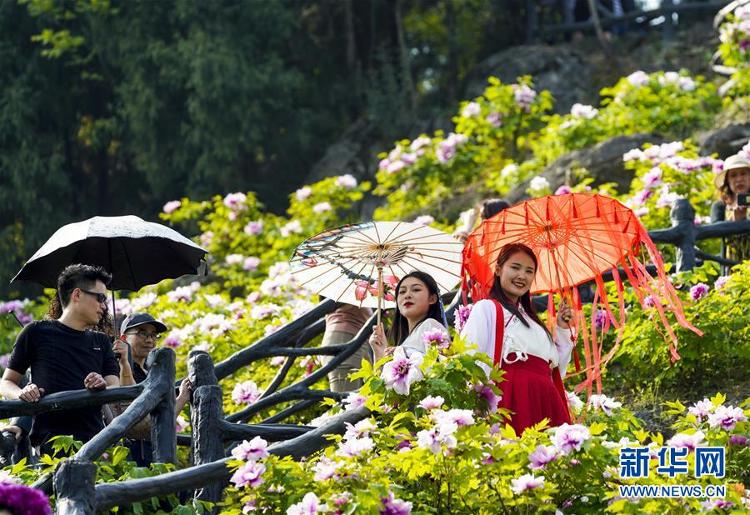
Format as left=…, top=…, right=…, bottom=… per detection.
left=80, top=289, right=108, bottom=304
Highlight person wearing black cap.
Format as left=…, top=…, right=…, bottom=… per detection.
left=117, top=313, right=170, bottom=385
left=112, top=313, right=191, bottom=466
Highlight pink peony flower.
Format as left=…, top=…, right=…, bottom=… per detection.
left=175, top=415, right=189, bottom=433
left=474, top=384, right=501, bottom=413
left=461, top=101, right=481, bottom=118
left=593, top=309, right=612, bottom=331
left=454, top=304, right=473, bottom=333
left=226, top=254, right=244, bottom=266
left=689, top=283, right=710, bottom=301
left=416, top=427, right=457, bottom=454
left=344, top=419, right=377, bottom=440
left=162, top=200, right=181, bottom=214
left=486, top=112, right=502, bottom=127
left=510, top=473, right=545, bottom=494
left=714, top=275, right=730, bottom=289
left=643, top=295, right=656, bottom=308
left=626, top=70, right=650, bottom=87
left=230, top=461, right=266, bottom=488
left=200, top=231, right=214, bottom=247
left=381, top=347, right=423, bottom=395
left=570, top=103, right=598, bottom=119
left=555, top=185, right=572, bottom=195
left=243, top=256, right=261, bottom=271
left=566, top=391, right=584, bottom=411
left=343, top=392, right=367, bottom=411
left=708, top=405, right=747, bottom=431
left=552, top=424, right=590, bottom=454
left=381, top=491, right=412, bottom=515
left=232, top=381, right=261, bottom=404
left=223, top=192, right=247, bottom=211
left=244, top=220, right=263, bottom=235
left=643, top=167, right=663, bottom=188
left=422, top=328, right=450, bottom=349
left=295, top=187, right=312, bottom=201
left=0, top=482, right=51, bottom=514
left=387, top=160, right=406, bottom=174
left=281, top=220, right=303, bottom=237
left=312, top=202, right=332, bottom=214
left=418, top=395, right=444, bottom=410
left=667, top=431, right=705, bottom=451
left=232, top=436, right=269, bottom=461
left=336, top=436, right=375, bottom=458
left=163, top=335, right=182, bottom=348
left=313, top=456, right=342, bottom=481
left=588, top=394, right=622, bottom=415
left=336, top=174, right=358, bottom=189
left=528, top=445, right=559, bottom=470
left=513, top=84, right=537, bottom=111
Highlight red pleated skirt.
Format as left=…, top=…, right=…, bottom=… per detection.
left=498, top=354, right=571, bottom=435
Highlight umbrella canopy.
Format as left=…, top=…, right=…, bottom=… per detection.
left=12, top=215, right=207, bottom=291
left=290, top=221, right=463, bottom=309
left=462, top=193, right=702, bottom=394
left=463, top=193, right=642, bottom=296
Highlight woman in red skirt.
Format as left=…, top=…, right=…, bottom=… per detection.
left=461, top=243, right=574, bottom=434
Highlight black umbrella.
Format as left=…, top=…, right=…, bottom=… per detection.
left=11, top=215, right=208, bottom=334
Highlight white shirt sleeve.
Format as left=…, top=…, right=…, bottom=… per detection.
left=401, top=318, right=446, bottom=358
left=460, top=299, right=497, bottom=376
left=554, top=327, right=574, bottom=379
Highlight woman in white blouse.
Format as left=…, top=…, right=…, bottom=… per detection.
left=461, top=243, right=575, bottom=434
left=369, top=271, right=447, bottom=361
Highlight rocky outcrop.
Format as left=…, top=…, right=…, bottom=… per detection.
left=506, top=133, right=660, bottom=203
left=465, top=45, right=595, bottom=114
left=697, top=123, right=750, bottom=158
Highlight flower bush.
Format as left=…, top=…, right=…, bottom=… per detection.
left=373, top=76, right=553, bottom=222
left=221, top=336, right=750, bottom=513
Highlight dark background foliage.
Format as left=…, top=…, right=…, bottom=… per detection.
left=0, top=0, right=525, bottom=297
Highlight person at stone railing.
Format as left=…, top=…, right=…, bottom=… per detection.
left=452, top=198, right=510, bottom=243
left=107, top=312, right=192, bottom=467
left=368, top=271, right=449, bottom=362
left=711, top=153, right=750, bottom=266
left=0, top=290, right=117, bottom=463
left=320, top=303, right=373, bottom=393
left=0, top=264, right=120, bottom=456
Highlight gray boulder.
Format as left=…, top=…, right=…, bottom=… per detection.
left=697, top=123, right=750, bottom=158
left=465, top=45, right=595, bottom=114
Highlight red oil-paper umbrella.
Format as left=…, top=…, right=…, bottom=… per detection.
left=461, top=192, right=702, bottom=395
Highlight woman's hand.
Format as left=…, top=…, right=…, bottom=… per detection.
left=368, top=323, right=388, bottom=361
left=556, top=302, right=573, bottom=329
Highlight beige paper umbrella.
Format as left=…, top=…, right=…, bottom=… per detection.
left=291, top=221, right=463, bottom=323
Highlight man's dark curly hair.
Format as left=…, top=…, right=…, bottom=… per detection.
left=56, top=264, right=112, bottom=308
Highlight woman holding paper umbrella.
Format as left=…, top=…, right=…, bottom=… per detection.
left=368, top=271, right=448, bottom=361
left=461, top=243, right=574, bottom=434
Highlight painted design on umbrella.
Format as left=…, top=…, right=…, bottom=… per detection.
left=291, top=221, right=463, bottom=314
left=462, top=193, right=702, bottom=395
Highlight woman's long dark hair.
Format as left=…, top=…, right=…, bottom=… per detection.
left=389, top=271, right=445, bottom=346
left=489, top=243, right=551, bottom=340
left=480, top=198, right=510, bottom=221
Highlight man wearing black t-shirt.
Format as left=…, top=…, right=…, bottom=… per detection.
left=0, top=264, right=120, bottom=451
